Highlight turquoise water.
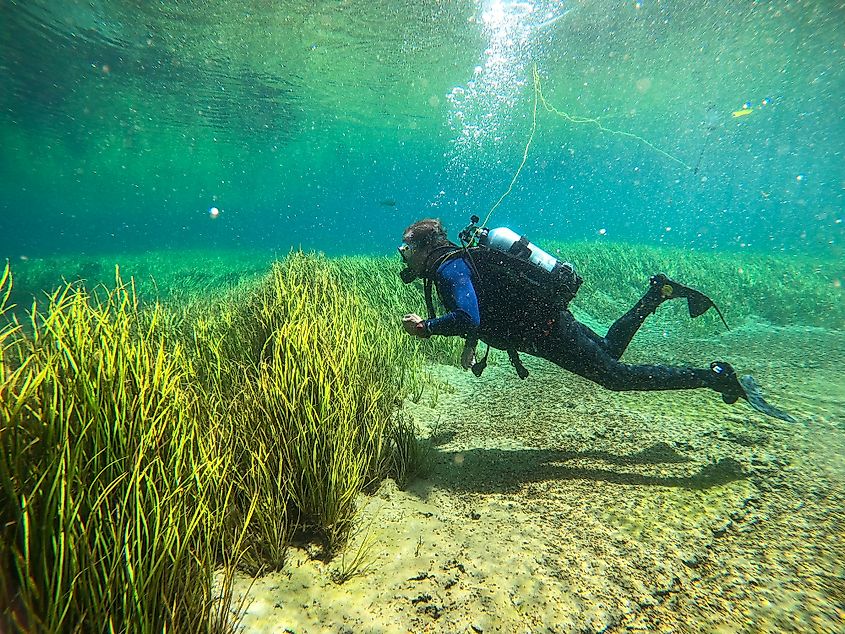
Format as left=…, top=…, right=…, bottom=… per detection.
left=2, top=3, right=845, bottom=632
left=1, top=1, right=843, bottom=259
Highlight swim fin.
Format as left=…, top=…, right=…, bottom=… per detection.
left=711, top=361, right=797, bottom=423
left=650, top=274, right=730, bottom=330
left=738, top=374, right=797, bottom=423
left=685, top=289, right=716, bottom=319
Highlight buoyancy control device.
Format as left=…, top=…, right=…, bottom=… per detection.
left=454, top=216, right=583, bottom=379
left=398, top=216, right=583, bottom=379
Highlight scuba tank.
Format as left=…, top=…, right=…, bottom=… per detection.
left=481, top=227, right=562, bottom=275
left=459, top=215, right=583, bottom=305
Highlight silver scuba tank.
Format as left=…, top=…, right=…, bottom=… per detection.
left=458, top=215, right=583, bottom=304
left=479, top=227, right=561, bottom=273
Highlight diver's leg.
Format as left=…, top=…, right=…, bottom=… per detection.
left=602, top=278, right=668, bottom=359
left=538, top=311, right=730, bottom=393
left=601, top=273, right=719, bottom=359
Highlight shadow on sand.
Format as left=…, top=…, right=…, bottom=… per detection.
left=418, top=442, right=746, bottom=494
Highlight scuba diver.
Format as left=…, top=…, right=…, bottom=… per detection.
left=398, top=217, right=795, bottom=422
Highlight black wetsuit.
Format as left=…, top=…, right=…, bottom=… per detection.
left=423, top=255, right=715, bottom=392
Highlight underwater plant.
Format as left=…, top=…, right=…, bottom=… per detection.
left=0, top=263, right=246, bottom=632
left=189, top=253, right=434, bottom=557
left=0, top=252, right=438, bottom=628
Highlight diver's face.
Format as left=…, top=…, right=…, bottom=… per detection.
left=398, top=240, right=428, bottom=274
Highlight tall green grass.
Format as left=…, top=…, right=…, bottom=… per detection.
left=0, top=252, right=434, bottom=629
left=0, top=265, right=244, bottom=632
left=187, top=253, right=431, bottom=560
left=332, top=254, right=464, bottom=366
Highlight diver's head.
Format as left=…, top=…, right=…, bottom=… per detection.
left=399, top=218, right=450, bottom=281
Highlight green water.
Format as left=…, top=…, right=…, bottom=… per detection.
left=1, top=1, right=843, bottom=260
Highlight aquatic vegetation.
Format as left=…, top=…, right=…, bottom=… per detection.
left=0, top=263, right=245, bottom=632
left=181, top=253, right=436, bottom=558
left=547, top=241, right=844, bottom=332
left=6, top=249, right=272, bottom=314
left=387, top=412, right=434, bottom=489
left=330, top=516, right=379, bottom=585
left=0, top=252, right=435, bottom=628
left=1, top=242, right=839, bottom=628
left=243, top=255, right=399, bottom=551
left=332, top=254, right=464, bottom=367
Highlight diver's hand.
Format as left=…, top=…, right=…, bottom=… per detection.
left=402, top=313, right=429, bottom=338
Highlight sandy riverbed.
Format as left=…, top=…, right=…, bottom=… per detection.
left=228, top=323, right=844, bottom=634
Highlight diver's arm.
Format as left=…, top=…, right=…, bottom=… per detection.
left=424, top=259, right=480, bottom=336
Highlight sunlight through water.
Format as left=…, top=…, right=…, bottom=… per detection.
left=447, top=0, right=573, bottom=161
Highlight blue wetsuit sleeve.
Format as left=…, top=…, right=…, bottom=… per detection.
left=424, top=258, right=481, bottom=336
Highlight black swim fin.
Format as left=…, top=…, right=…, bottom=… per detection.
left=651, top=274, right=730, bottom=330
left=685, top=288, right=715, bottom=319
left=711, top=362, right=797, bottom=423
left=738, top=374, right=797, bottom=423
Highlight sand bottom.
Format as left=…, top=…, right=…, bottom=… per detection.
left=229, top=323, right=845, bottom=633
